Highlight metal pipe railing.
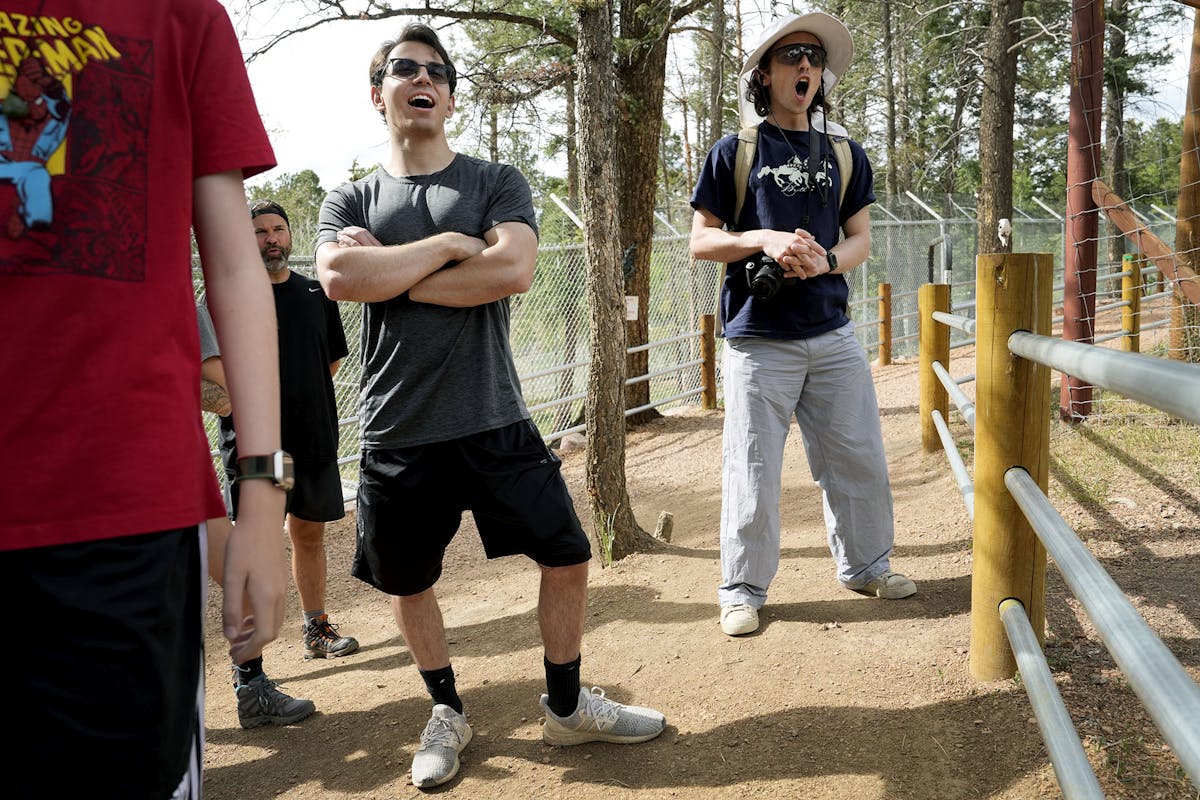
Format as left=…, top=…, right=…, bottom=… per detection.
left=1006, top=467, right=1200, bottom=785
left=623, top=387, right=705, bottom=417
left=522, top=357, right=591, bottom=383
left=931, top=310, right=977, bottom=336
left=626, top=330, right=701, bottom=355
left=998, top=599, right=1106, bottom=800
left=527, top=390, right=588, bottom=415
left=1008, top=331, right=1200, bottom=424
left=625, top=358, right=704, bottom=387
left=1091, top=330, right=1127, bottom=346
left=930, top=409, right=973, bottom=519
left=931, top=361, right=976, bottom=430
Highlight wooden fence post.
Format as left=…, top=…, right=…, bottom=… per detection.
left=699, top=313, right=717, bottom=410
left=970, top=252, right=1054, bottom=681
left=918, top=283, right=950, bottom=453
left=1122, top=253, right=1141, bottom=353
left=878, top=282, right=892, bottom=366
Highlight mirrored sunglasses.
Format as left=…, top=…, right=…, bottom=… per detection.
left=381, top=57, right=456, bottom=87
left=771, top=43, right=827, bottom=69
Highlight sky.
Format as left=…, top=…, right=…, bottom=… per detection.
left=221, top=3, right=788, bottom=193
left=227, top=12, right=398, bottom=190
left=224, top=3, right=1195, bottom=193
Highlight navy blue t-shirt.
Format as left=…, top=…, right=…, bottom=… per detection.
left=690, top=122, right=876, bottom=339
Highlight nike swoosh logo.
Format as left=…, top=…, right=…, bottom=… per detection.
left=308, top=287, right=322, bottom=292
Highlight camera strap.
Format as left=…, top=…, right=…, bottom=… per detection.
left=801, top=124, right=822, bottom=228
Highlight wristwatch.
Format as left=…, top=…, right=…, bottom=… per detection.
left=235, top=450, right=295, bottom=491
left=826, top=251, right=839, bottom=273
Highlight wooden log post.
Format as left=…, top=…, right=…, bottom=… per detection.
left=699, top=313, right=717, bottom=410
left=970, top=252, right=1054, bottom=681
left=918, top=283, right=950, bottom=453
left=1122, top=253, right=1141, bottom=353
left=1170, top=292, right=1186, bottom=362
left=878, top=282, right=893, bottom=366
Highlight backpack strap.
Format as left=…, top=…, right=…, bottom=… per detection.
left=732, top=126, right=759, bottom=228
left=716, top=126, right=761, bottom=335
left=831, top=136, right=852, bottom=207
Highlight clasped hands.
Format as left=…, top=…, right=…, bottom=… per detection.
left=762, top=228, right=831, bottom=279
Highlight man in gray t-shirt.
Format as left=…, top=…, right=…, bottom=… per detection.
left=314, top=22, right=664, bottom=791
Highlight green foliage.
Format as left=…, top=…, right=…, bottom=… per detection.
left=448, top=16, right=573, bottom=204
left=346, top=158, right=376, bottom=182
left=246, top=169, right=326, bottom=256
left=1125, top=117, right=1182, bottom=200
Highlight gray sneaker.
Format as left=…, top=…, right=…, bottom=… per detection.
left=540, top=686, right=665, bottom=745
left=411, top=705, right=472, bottom=789
left=235, top=675, right=316, bottom=729
left=302, top=614, right=359, bottom=659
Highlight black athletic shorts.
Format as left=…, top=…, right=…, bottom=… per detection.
left=353, top=419, right=592, bottom=596
left=3, top=527, right=203, bottom=799
left=227, top=457, right=346, bottom=523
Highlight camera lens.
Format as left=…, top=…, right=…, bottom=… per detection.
left=749, top=259, right=784, bottom=300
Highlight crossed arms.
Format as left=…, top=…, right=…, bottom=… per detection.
left=315, top=220, right=537, bottom=306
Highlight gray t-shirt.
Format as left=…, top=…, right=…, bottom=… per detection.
left=196, top=301, right=219, bottom=360
left=317, top=154, right=537, bottom=448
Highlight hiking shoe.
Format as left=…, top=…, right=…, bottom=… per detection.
left=411, top=704, right=472, bottom=789
left=540, top=686, right=666, bottom=745
left=719, top=603, right=759, bottom=636
left=303, top=614, right=359, bottom=659
left=235, top=675, right=316, bottom=729
left=845, top=570, right=917, bottom=599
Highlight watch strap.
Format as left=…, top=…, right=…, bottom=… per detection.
left=235, top=454, right=274, bottom=481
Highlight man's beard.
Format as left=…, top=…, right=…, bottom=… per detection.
left=262, top=249, right=290, bottom=272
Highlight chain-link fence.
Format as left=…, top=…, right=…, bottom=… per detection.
left=193, top=192, right=1183, bottom=496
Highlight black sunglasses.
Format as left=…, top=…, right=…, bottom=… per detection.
left=770, top=43, right=827, bottom=69
left=377, top=57, right=456, bottom=90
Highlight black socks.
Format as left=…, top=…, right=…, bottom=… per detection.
left=544, top=654, right=581, bottom=718
left=234, top=656, right=264, bottom=686
left=420, top=665, right=463, bottom=714
left=417, top=658, right=580, bottom=717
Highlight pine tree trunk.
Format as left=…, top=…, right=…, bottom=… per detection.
left=1173, top=9, right=1200, bottom=363
left=976, top=0, right=1022, bottom=255
left=614, top=4, right=671, bottom=424
left=1103, top=0, right=1129, bottom=289
left=575, top=0, right=653, bottom=562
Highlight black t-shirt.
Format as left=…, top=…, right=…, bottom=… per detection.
left=219, top=271, right=348, bottom=464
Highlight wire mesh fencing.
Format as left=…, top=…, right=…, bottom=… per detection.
left=191, top=191, right=1187, bottom=497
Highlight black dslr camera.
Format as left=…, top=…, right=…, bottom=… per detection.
left=746, top=254, right=794, bottom=300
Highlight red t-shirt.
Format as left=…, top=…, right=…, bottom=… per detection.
left=0, top=0, right=276, bottom=550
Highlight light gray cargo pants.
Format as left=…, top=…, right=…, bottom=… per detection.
left=718, top=323, right=895, bottom=608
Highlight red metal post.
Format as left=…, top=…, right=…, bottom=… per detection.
left=1060, top=0, right=1104, bottom=421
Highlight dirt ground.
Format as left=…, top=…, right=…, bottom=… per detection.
left=201, top=354, right=1200, bottom=800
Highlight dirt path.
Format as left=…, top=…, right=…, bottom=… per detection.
left=201, top=356, right=1200, bottom=799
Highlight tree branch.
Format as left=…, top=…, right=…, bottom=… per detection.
left=243, top=2, right=578, bottom=61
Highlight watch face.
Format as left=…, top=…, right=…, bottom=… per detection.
left=275, top=451, right=296, bottom=491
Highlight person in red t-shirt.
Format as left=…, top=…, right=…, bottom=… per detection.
left=1, top=2, right=288, bottom=798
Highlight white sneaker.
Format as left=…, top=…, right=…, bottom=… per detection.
left=845, top=570, right=917, bottom=599
left=540, top=686, right=665, bottom=745
left=719, top=603, right=759, bottom=636
left=411, top=704, right=472, bottom=789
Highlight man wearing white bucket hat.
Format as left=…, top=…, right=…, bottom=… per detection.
left=690, top=11, right=916, bottom=638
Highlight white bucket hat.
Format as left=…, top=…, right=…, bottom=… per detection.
left=737, top=12, right=854, bottom=129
